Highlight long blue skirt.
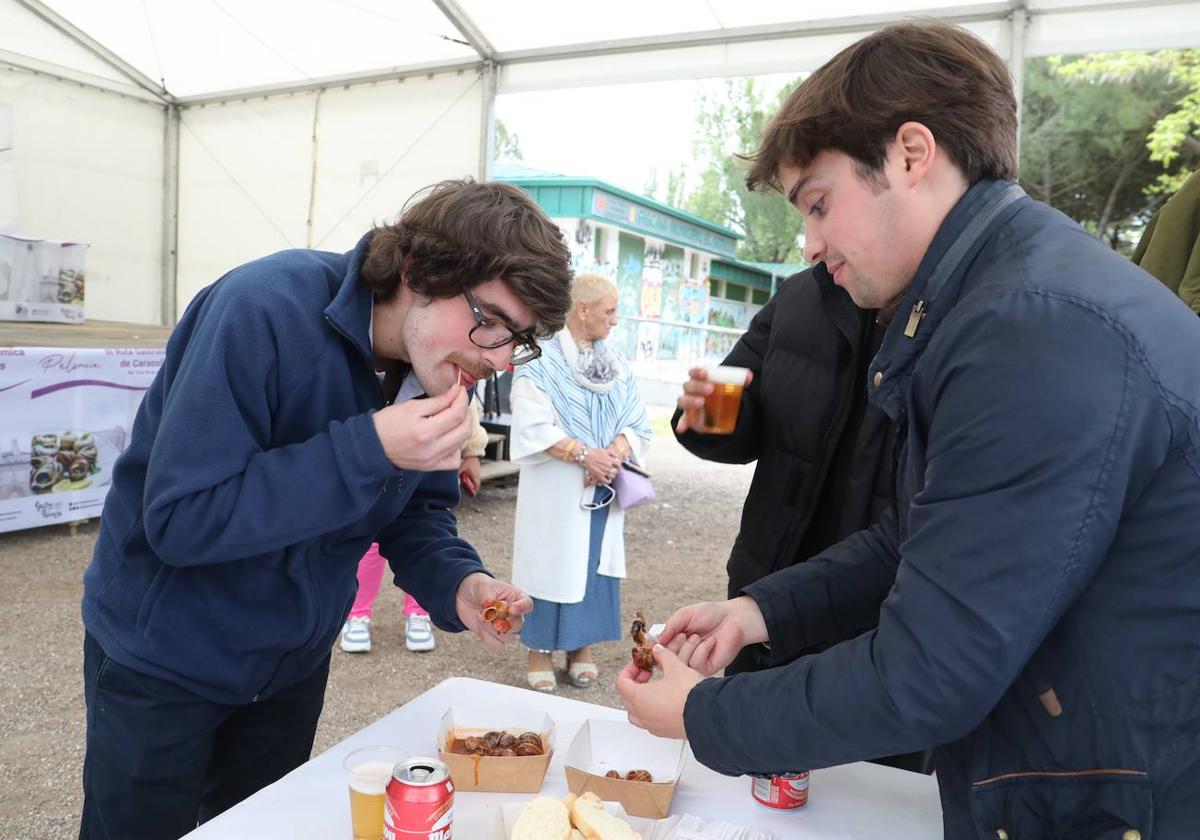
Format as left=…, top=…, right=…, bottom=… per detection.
left=520, top=502, right=621, bottom=652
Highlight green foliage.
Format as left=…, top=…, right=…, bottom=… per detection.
left=656, top=78, right=805, bottom=263
left=1055, top=50, right=1200, bottom=195
left=1020, top=53, right=1199, bottom=250
left=494, top=119, right=522, bottom=162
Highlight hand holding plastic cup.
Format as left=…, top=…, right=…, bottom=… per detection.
left=697, top=365, right=751, bottom=434
left=343, top=745, right=406, bottom=840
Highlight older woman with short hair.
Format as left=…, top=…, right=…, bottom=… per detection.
left=509, top=273, right=652, bottom=692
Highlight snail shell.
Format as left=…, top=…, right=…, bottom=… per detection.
left=67, top=457, right=90, bottom=481
left=30, top=458, right=63, bottom=492
left=75, top=443, right=98, bottom=466
left=32, top=434, right=59, bottom=457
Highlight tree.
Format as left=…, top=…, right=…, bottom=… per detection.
left=1019, top=54, right=1198, bottom=249
left=672, top=78, right=806, bottom=263
left=494, top=119, right=523, bottom=162
left=1055, top=50, right=1200, bottom=196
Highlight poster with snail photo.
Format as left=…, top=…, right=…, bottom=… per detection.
left=0, top=234, right=88, bottom=324
left=0, top=345, right=163, bottom=533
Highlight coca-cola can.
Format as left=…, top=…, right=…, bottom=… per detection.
left=750, top=771, right=810, bottom=809
left=384, top=757, right=454, bottom=840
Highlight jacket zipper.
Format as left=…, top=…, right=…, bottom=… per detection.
left=904, top=299, right=927, bottom=338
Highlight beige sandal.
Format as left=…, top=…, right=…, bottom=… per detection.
left=526, top=669, right=557, bottom=693
left=567, top=661, right=599, bottom=688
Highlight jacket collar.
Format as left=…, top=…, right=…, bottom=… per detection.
left=867, top=180, right=1027, bottom=419
left=324, top=232, right=376, bottom=367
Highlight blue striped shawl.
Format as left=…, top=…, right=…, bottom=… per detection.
left=515, top=333, right=651, bottom=450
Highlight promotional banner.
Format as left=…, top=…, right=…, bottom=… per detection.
left=0, top=102, right=14, bottom=234
left=0, top=235, right=88, bottom=324
left=0, top=346, right=162, bottom=533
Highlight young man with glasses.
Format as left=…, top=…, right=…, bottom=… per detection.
left=79, top=179, right=572, bottom=840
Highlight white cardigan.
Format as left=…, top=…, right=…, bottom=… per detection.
left=508, top=375, right=648, bottom=604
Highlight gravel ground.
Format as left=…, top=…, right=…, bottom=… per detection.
left=0, top=417, right=753, bottom=839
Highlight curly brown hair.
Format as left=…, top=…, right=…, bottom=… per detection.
left=361, top=179, right=572, bottom=336
left=745, top=21, right=1018, bottom=194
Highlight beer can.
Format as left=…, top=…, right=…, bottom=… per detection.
left=750, top=771, right=810, bottom=809
left=384, top=757, right=454, bottom=840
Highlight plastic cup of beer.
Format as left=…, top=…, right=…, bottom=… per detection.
left=343, top=745, right=405, bottom=840
left=699, top=365, right=750, bottom=434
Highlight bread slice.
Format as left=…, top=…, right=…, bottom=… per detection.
left=511, top=796, right=572, bottom=840
left=569, top=792, right=641, bottom=840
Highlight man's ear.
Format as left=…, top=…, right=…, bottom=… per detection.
left=893, top=121, right=937, bottom=185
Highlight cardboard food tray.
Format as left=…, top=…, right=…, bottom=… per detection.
left=436, top=706, right=555, bottom=793
left=564, top=719, right=687, bottom=819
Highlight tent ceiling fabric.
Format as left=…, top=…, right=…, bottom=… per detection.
left=1, top=0, right=1197, bottom=102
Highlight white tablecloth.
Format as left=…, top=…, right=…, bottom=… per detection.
left=181, top=676, right=942, bottom=839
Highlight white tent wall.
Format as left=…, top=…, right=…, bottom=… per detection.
left=0, top=0, right=1196, bottom=326
left=0, top=0, right=139, bottom=90
left=175, top=69, right=483, bottom=319
left=0, top=71, right=165, bottom=323
left=177, top=95, right=315, bottom=312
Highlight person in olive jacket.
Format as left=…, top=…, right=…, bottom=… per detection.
left=671, top=264, right=892, bottom=677
left=622, top=22, right=1200, bottom=840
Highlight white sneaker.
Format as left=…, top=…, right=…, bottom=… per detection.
left=405, top=614, right=436, bottom=652
left=340, top=617, right=371, bottom=653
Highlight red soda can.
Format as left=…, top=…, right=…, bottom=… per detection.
left=384, top=757, right=454, bottom=840
left=750, top=771, right=810, bottom=809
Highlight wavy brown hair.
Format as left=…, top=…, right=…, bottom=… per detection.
left=745, top=21, right=1018, bottom=193
left=361, top=179, right=572, bottom=336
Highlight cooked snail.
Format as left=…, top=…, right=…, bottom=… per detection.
left=481, top=598, right=512, bottom=633
left=461, top=730, right=545, bottom=757
left=630, top=611, right=655, bottom=672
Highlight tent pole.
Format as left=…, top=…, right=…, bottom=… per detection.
left=13, top=0, right=171, bottom=103
left=1010, top=4, right=1029, bottom=157
left=479, top=61, right=497, bottom=181
left=0, top=49, right=164, bottom=104
left=161, top=105, right=180, bottom=326
left=430, top=0, right=495, bottom=60
left=306, top=92, right=323, bottom=249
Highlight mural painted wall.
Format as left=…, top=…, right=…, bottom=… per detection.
left=557, top=217, right=616, bottom=281
left=615, top=231, right=644, bottom=318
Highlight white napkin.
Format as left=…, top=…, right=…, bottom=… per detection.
left=644, top=814, right=775, bottom=840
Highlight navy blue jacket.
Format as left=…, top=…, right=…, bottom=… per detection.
left=685, top=181, right=1200, bottom=838
left=82, top=235, right=485, bottom=705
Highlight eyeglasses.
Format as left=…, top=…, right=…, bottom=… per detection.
left=463, top=290, right=542, bottom=366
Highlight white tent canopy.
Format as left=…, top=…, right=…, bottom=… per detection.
left=1, top=0, right=1197, bottom=324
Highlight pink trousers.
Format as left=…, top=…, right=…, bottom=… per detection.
left=347, top=543, right=427, bottom=620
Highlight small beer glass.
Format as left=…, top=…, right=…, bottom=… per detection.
left=699, top=365, right=751, bottom=434
left=343, top=745, right=405, bottom=840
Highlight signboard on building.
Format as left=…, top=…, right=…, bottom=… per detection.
left=591, top=190, right=737, bottom=258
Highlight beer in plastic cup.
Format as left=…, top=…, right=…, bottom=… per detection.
left=343, top=746, right=405, bottom=840
left=700, top=365, right=750, bottom=434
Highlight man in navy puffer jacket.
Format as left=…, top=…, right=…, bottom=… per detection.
left=80, top=179, right=572, bottom=839
left=619, top=23, right=1200, bottom=839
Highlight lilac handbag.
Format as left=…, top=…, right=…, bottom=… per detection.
left=611, top=461, right=655, bottom=510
